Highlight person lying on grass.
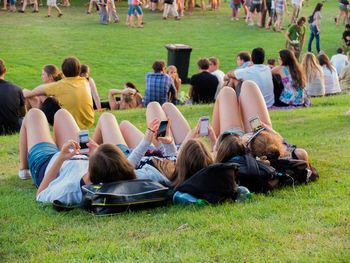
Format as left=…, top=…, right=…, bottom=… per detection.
left=18, top=108, right=174, bottom=204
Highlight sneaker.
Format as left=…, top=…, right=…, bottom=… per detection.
left=86, top=10, right=90, bottom=14
left=174, top=16, right=181, bottom=20
left=32, top=10, right=38, bottom=13
left=18, top=9, right=24, bottom=13
left=231, top=17, right=234, bottom=21
left=114, top=18, right=120, bottom=23
left=235, top=17, right=239, bottom=21
left=144, top=4, right=149, bottom=8
left=248, top=22, right=254, bottom=26
left=257, top=23, right=261, bottom=27
left=58, top=13, right=63, bottom=17
left=180, top=12, right=184, bottom=16
left=18, top=169, right=31, bottom=180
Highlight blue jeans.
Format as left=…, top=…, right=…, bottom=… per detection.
left=308, top=25, right=320, bottom=53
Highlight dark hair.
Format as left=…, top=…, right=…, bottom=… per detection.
left=170, top=139, right=213, bottom=188
left=337, top=47, right=344, bottom=54
left=43, top=64, right=63, bottom=81
left=312, top=3, right=323, bottom=17
left=346, top=24, right=350, bottom=29
left=214, top=134, right=245, bottom=163
left=267, top=58, right=276, bottom=66
left=88, top=144, right=136, bottom=184
left=61, top=56, right=81, bottom=77
left=80, top=64, right=89, bottom=75
left=197, top=58, right=210, bottom=70
left=251, top=47, right=265, bottom=64
left=317, top=53, right=334, bottom=73
left=125, top=81, right=139, bottom=93
left=237, top=51, right=251, bottom=62
left=152, top=60, right=165, bottom=73
left=297, top=16, right=306, bottom=26
left=279, top=49, right=305, bottom=88
left=0, top=58, right=5, bottom=76
left=208, top=57, right=219, bottom=66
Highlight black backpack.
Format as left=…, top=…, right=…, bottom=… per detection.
left=269, top=159, right=319, bottom=186
left=227, top=155, right=277, bottom=193
left=53, top=179, right=169, bottom=215
left=308, top=15, right=314, bottom=24
left=176, top=162, right=240, bottom=203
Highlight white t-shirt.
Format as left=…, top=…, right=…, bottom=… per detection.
left=36, top=153, right=88, bottom=205
left=234, top=64, right=275, bottom=107
left=322, top=65, right=341, bottom=95
left=211, top=69, right=225, bottom=99
left=330, top=54, right=348, bottom=76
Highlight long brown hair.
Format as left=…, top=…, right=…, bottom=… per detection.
left=317, top=53, right=334, bottom=73
left=249, top=131, right=283, bottom=160
left=170, top=139, right=213, bottom=188
left=214, top=134, right=245, bottom=163
left=88, top=144, right=136, bottom=184
left=279, top=49, right=305, bottom=89
left=43, top=64, right=63, bottom=81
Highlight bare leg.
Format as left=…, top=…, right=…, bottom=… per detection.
left=146, top=101, right=167, bottom=126
left=92, top=112, right=126, bottom=145
left=19, top=108, right=55, bottom=170
left=53, top=109, right=80, bottom=149
left=162, top=102, right=190, bottom=145
left=211, top=86, right=242, bottom=137
left=120, top=120, right=144, bottom=148
left=239, top=80, right=272, bottom=132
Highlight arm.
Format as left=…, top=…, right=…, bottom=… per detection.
left=136, top=93, right=144, bottom=108
left=263, top=0, right=267, bottom=10
left=285, top=30, right=293, bottom=44
left=315, top=14, right=320, bottom=32
left=284, top=2, right=289, bottom=15
left=271, top=65, right=282, bottom=75
left=36, top=140, right=80, bottom=197
left=24, top=84, right=48, bottom=98
left=88, top=78, right=101, bottom=110
left=189, top=85, right=194, bottom=97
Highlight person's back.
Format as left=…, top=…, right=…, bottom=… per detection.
left=143, top=60, right=176, bottom=106
left=331, top=50, right=348, bottom=75
left=190, top=58, right=218, bottom=104
left=321, top=65, right=341, bottom=95
left=234, top=48, right=274, bottom=107
left=0, top=59, right=25, bottom=135
left=340, top=63, right=350, bottom=93
left=43, top=57, right=94, bottom=128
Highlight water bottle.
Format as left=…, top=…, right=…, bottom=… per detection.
left=173, top=191, right=206, bottom=205
left=235, top=186, right=253, bottom=203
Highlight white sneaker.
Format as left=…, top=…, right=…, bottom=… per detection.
left=248, top=22, right=254, bottom=26
left=231, top=17, right=234, bottom=21
left=257, top=23, right=261, bottom=27
left=18, top=169, right=31, bottom=180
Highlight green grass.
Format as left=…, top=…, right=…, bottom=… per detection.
left=1, top=1, right=350, bottom=262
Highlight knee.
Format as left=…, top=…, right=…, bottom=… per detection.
left=54, top=108, right=71, bottom=122
left=294, top=148, right=308, bottom=161
left=99, top=112, right=116, bottom=123
left=119, top=120, right=131, bottom=131
left=161, top=102, right=175, bottom=112
left=25, top=108, right=44, bottom=120
left=147, top=101, right=161, bottom=110
left=218, top=86, right=235, bottom=99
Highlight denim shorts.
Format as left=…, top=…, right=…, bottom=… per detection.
left=28, top=142, right=59, bottom=187
left=116, top=144, right=133, bottom=158
left=130, top=4, right=142, bottom=15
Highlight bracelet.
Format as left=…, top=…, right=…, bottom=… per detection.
left=147, top=128, right=155, bottom=133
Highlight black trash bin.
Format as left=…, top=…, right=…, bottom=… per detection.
left=165, top=44, right=192, bottom=84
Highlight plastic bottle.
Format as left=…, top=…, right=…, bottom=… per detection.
left=235, top=186, right=253, bottom=203
left=172, top=191, right=207, bottom=205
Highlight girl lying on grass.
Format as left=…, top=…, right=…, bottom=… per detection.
left=18, top=108, right=175, bottom=204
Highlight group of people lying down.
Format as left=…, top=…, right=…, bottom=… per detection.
left=19, top=80, right=309, bottom=205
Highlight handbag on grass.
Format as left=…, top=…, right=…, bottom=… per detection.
left=53, top=179, right=169, bottom=216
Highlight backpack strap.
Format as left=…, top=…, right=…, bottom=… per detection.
left=52, top=200, right=82, bottom=212
left=282, top=66, right=289, bottom=76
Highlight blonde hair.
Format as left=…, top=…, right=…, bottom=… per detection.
left=301, top=52, right=324, bottom=85
left=170, top=139, right=213, bottom=188
left=166, top=65, right=181, bottom=91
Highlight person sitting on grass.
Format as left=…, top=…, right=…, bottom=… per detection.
left=208, top=57, right=225, bottom=99
left=108, top=82, right=144, bottom=110
left=317, top=53, right=341, bottom=95
left=0, top=58, right=26, bottom=135
left=18, top=108, right=174, bottom=204
left=330, top=47, right=348, bottom=76
left=339, top=50, right=350, bottom=94
left=301, top=52, right=325, bottom=97
left=165, top=65, right=181, bottom=103
left=341, top=23, right=350, bottom=50
left=24, top=56, right=94, bottom=128
left=236, top=51, right=251, bottom=69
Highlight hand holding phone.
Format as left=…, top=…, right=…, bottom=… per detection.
left=199, top=116, right=209, bottom=136
left=248, top=116, right=263, bottom=133
left=78, top=130, right=89, bottom=153
left=157, top=120, right=168, bottom=138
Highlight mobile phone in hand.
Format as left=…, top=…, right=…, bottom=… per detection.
left=78, top=130, right=89, bottom=153
left=157, top=120, right=168, bottom=138
left=248, top=116, right=263, bottom=133
left=199, top=116, right=209, bottom=136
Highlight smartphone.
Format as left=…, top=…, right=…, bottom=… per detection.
left=157, top=120, right=168, bottom=138
left=199, top=116, right=210, bottom=136
left=78, top=130, right=89, bottom=153
left=248, top=116, right=263, bottom=133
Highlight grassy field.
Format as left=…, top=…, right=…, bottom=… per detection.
left=1, top=0, right=350, bottom=262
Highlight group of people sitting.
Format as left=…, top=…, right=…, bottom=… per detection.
left=18, top=80, right=310, bottom=205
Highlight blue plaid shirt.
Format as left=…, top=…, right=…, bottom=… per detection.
left=143, top=72, right=176, bottom=106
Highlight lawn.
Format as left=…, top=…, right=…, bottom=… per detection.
left=0, top=0, right=350, bottom=262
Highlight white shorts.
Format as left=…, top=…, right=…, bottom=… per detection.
left=47, top=0, right=57, bottom=6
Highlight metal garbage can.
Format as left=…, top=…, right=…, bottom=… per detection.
left=165, top=44, right=192, bottom=84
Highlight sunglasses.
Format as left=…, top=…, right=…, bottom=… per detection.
left=245, top=127, right=266, bottom=147
left=218, top=132, right=241, bottom=144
